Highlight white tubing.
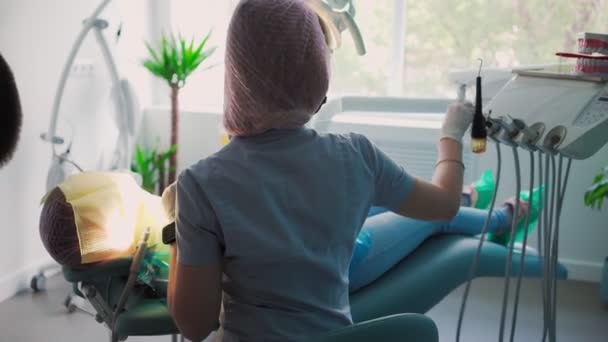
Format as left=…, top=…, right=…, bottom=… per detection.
left=509, top=150, right=535, bottom=342
left=541, top=153, right=552, bottom=342
left=498, top=146, right=522, bottom=342
left=455, top=142, right=502, bottom=342
left=544, top=155, right=558, bottom=342
left=548, top=157, right=572, bottom=342
left=537, top=151, right=550, bottom=341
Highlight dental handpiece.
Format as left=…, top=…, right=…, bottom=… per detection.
left=471, top=59, right=487, bottom=153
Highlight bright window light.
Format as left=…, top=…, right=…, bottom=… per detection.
left=168, top=1, right=239, bottom=111
left=162, top=0, right=608, bottom=109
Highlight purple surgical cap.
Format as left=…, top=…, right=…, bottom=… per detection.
left=223, top=0, right=330, bottom=136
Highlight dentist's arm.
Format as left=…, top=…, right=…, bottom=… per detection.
left=396, top=102, right=473, bottom=221
left=168, top=246, right=222, bottom=342
left=165, top=173, right=223, bottom=342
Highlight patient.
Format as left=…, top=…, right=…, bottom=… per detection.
left=163, top=1, right=539, bottom=341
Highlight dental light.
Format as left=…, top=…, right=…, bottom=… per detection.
left=456, top=62, right=608, bottom=342
left=41, top=0, right=140, bottom=191
left=308, top=0, right=367, bottom=55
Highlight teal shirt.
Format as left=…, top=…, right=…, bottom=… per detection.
left=175, top=128, right=414, bottom=341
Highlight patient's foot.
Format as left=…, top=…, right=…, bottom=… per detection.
left=486, top=197, right=528, bottom=246
left=462, top=169, right=496, bottom=209
left=487, top=185, right=543, bottom=247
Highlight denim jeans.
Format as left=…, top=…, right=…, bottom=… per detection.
left=348, top=205, right=510, bottom=292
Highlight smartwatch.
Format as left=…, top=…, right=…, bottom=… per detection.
left=162, top=222, right=176, bottom=245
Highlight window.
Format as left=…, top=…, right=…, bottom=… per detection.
left=396, top=0, right=608, bottom=98
left=163, top=0, right=608, bottom=109
left=168, top=1, right=239, bottom=110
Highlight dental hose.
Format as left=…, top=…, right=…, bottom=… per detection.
left=537, top=151, right=551, bottom=341
left=540, top=153, right=551, bottom=342
left=508, top=150, right=535, bottom=342
left=542, top=155, right=558, bottom=342
left=498, top=146, right=522, bottom=342
left=455, top=142, right=502, bottom=342
left=548, top=156, right=564, bottom=342
left=547, top=157, right=572, bottom=341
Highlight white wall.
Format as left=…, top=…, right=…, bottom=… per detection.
left=143, top=107, right=224, bottom=170
left=0, top=0, right=148, bottom=302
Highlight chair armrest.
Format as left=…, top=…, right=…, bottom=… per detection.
left=63, top=258, right=133, bottom=283
left=310, top=313, right=438, bottom=342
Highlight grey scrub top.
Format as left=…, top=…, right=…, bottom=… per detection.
left=175, top=127, right=414, bottom=342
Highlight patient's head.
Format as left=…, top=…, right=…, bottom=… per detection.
left=39, top=187, right=83, bottom=268
left=0, top=52, right=22, bottom=167
left=223, top=0, right=330, bottom=137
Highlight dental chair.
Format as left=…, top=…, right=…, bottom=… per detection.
left=61, top=227, right=566, bottom=341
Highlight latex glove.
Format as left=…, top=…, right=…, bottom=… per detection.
left=441, top=101, right=474, bottom=143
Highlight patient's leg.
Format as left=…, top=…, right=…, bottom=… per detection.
left=349, top=205, right=513, bottom=292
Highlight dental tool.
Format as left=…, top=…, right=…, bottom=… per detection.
left=471, top=59, right=487, bottom=153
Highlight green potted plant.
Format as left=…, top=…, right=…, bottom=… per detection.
left=584, top=164, right=608, bottom=304
left=142, top=32, right=216, bottom=189
left=131, top=144, right=176, bottom=194
left=584, top=165, right=608, bottom=210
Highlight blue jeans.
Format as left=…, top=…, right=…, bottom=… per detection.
left=349, top=205, right=510, bottom=292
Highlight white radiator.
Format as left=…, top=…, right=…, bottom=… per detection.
left=311, top=97, right=479, bottom=183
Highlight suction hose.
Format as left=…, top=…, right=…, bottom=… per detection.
left=498, top=146, right=522, bottom=342
left=509, top=150, right=535, bottom=342
left=455, top=142, right=502, bottom=342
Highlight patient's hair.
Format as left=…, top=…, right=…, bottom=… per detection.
left=223, top=0, right=330, bottom=136
left=0, top=52, right=22, bottom=167
left=39, top=188, right=84, bottom=268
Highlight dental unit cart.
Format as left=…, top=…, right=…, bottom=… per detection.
left=454, top=64, right=608, bottom=342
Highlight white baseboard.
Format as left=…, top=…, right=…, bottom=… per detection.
left=560, top=258, right=604, bottom=283
left=0, top=257, right=59, bottom=303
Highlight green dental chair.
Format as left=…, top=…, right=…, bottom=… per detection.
left=62, top=232, right=566, bottom=342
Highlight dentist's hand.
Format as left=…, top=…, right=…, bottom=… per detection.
left=441, top=101, right=474, bottom=143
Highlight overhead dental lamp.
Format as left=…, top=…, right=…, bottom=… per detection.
left=308, top=0, right=366, bottom=55
left=41, top=0, right=140, bottom=191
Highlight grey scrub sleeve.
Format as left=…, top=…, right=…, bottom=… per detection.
left=175, top=170, right=224, bottom=266
left=352, top=133, right=415, bottom=211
